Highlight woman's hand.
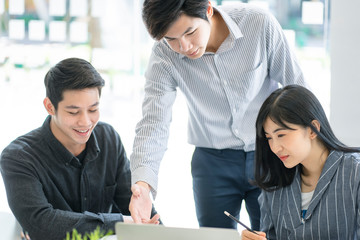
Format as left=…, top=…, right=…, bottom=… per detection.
left=241, top=230, right=267, bottom=240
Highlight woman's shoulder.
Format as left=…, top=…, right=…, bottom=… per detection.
left=334, top=151, right=360, bottom=175
left=341, top=151, right=360, bottom=163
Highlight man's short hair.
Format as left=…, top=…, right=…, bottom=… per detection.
left=44, top=58, right=105, bottom=110
left=142, top=0, right=209, bottom=40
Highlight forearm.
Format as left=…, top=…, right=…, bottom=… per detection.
left=130, top=99, right=175, bottom=197
left=2, top=167, right=122, bottom=240
left=19, top=209, right=123, bottom=240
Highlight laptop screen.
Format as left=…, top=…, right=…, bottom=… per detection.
left=115, top=222, right=241, bottom=240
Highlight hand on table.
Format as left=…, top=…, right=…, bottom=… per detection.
left=241, top=230, right=267, bottom=240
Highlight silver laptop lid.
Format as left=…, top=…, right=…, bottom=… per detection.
left=115, top=222, right=241, bottom=240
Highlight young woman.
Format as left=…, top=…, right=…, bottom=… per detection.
left=242, top=85, right=360, bottom=240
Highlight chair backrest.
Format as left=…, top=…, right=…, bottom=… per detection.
left=0, top=211, right=22, bottom=240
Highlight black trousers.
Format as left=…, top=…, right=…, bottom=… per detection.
left=191, top=147, right=261, bottom=230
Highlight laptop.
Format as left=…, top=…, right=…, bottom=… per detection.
left=115, top=222, right=241, bottom=240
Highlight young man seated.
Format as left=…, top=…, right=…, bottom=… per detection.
left=0, top=58, right=159, bottom=240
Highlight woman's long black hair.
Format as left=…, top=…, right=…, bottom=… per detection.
left=255, top=85, right=360, bottom=191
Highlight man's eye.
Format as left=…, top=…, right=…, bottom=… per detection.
left=89, top=109, right=98, bottom=113
left=68, top=112, right=78, bottom=115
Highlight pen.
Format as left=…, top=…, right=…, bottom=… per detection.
left=224, top=211, right=259, bottom=235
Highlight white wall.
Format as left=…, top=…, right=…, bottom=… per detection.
left=330, top=0, right=360, bottom=146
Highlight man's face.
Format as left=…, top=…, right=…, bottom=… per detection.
left=164, top=14, right=212, bottom=59
left=47, top=88, right=100, bottom=155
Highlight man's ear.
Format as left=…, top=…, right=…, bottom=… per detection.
left=43, top=97, right=55, bottom=116
left=309, top=120, right=321, bottom=139
left=207, top=0, right=214, bottom=19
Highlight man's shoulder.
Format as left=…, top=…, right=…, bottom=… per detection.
left=93, top=121, right=120, bottom=139
left=1, top=127, right=43, bottom=162
left=219, top=3, right=273, bottom=24
left=94, top=121, right=115, bottom=132
left=220, top=2, right=270, bottom=15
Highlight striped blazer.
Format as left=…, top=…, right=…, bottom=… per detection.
left=259, top=150, right=360, bottom=239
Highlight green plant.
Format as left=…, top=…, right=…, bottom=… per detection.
left=64, top=226, right=113, bottom=240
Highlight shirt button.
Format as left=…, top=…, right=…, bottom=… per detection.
left=224, top=80, right=228, bottom=85
left=234, top=129, right=239, bottom=134
left=84, top=197, right=87, bottom=201
left=233, top=108, right=237, bottom=113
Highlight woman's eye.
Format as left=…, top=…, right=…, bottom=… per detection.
left=187, top=30, right=196, bottom=36
left=278, top=134, right=285, bottom=138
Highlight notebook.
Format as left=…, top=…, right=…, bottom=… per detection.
left=115, top=222, right=241, bottom=240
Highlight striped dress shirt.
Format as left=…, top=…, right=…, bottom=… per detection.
left=130, top=3, right=306, bottom=193
left=259, top=151, right=360, bottom=239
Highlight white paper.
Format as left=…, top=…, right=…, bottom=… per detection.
left=9, top=19, right=25, bottom=40
left=9, top=0, right=24, bottom=15
left=302, top=2, right=324, bottom=25
left=49, top=0, right=66, bottom=16
left=29, top=20, right=46, bottom=41
left=0, top=0, right=5, bottom=14
left=49, top=21, right=67, bottom=41
left=91, top=0, right=107, bottom=17
left=70, top=0, right=88, bottom=17
left=70, top=21, right=88, bottom=42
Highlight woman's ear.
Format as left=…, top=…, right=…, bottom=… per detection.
left=206, top=1, right=214, bottom=19
left=43, top=97, right=55, bottom=116
left=309, top=120, right=321, bottom=139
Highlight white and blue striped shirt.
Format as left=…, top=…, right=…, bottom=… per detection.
left=130, top=3, right=306, bottom=193
left=259, top=151, right=360, bottom=239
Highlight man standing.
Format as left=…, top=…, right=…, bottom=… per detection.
left=130, top=0, right=306, bottom=229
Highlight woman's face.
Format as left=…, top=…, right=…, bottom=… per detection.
left=263, top=117, right=314, bottom=168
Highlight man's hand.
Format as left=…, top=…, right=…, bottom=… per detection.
left=241, top=230, right=267, bottom=240
left=123, top=213, right=160, bottom=225
left=20, top=230, right=31, bottom=240
left=143, top=213, right=160, bottom=225
left=129, top=182, right=153, bottom=223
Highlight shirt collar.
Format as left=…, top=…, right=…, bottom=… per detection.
left=215, top=5, right=243, bottom=40
left=41, top=115, right=100, bottom=165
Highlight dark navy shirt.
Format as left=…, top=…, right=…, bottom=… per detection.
left=0, top=116, right=141, bottom=240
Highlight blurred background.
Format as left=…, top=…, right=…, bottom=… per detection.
left=0, top=0, right=358, bottom=232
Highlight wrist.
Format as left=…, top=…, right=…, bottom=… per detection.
left=136, top=181, right=150, bottom=192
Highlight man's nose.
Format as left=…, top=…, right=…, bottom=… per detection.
left=78, top=112, right=91, bottom=126
left=179, top=37, right=191, bottom=52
